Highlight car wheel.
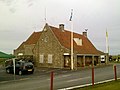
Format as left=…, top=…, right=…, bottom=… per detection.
left=6, top=69, right=10, bottom=74
left=19, top=71, right=22, bottom=75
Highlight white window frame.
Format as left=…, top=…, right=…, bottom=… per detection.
left=48, top=54, right=53, bottom=63
left=39, top=54, right=44, bottom=63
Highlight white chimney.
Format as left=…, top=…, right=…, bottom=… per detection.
left=83, top=29, right=88, bottom=37
left=83, top=32, right=87, bottom=37
left=59, top=24, right=64, bottom=31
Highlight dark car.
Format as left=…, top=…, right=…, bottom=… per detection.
left=5, top=59, right=34, bottom=75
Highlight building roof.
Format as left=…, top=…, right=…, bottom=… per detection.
left=0, top=51, right=15, bottom=58
left=16, top=32, right=41, bottom=50
left=25, top=32, right=41, bottom=45
left=50, top=25, right=103, bottom=55
left=15, top=24, right=104, bottom=55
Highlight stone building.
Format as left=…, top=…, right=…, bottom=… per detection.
left=14, top=23, right=106, bottom=69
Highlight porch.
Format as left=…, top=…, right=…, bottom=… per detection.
left=64, top=54, right=101, bottom=68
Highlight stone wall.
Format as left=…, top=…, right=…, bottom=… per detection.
left=35, top=25, right=69, bottom=68
left=24, top=44, right=35, bottom=55
left=14, top=49, right=25, bottom=56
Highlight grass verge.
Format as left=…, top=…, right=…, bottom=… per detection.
left=73, top=80, right=120, bottom=90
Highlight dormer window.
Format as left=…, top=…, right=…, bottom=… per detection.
left=74, top=38, right=82, bottom=46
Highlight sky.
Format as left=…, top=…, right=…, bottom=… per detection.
left=0, top=0, right=120, bottom=55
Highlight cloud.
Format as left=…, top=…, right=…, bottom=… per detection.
left=0, top=0, right=120, bottom=55
left=9, top=8, right=16, bottom=13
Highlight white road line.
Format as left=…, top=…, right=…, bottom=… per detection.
left=58, top=78, right=120, bottom=90
left=0, top=78, right=30, bottom=84
left=61, top=74, right=71, bottom=78
left=66, top=76, right=90, bottom=82
left=58, top=83, right=92, bottom=90
left=47, top=74, right=72, bottom=81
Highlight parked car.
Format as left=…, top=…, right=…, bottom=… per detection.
left=5, top=59, right=34, bottom=75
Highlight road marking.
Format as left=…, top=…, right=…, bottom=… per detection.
left=61, top=74, right=71, bottom=78
left=47, top=74, right=72, bottom=81
left=66, top=76, right=90, bottom=82
left=0, top=78, right=30, bottom=84
left=58, top=83, right=92, bottom=90
left=58, top=78, right=120, bottom=90
left=55, top=74, right=72, bottom=79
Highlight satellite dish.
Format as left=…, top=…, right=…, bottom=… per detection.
left=85, top=28, right=88, bottom=32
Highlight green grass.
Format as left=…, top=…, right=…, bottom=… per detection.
left=73, top=80, right=120, bottom=90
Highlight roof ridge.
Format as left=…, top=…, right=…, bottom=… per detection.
left=49, top=25, right=84, bottom=37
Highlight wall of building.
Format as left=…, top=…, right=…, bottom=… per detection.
left=24, top=44, right=35, bottom=55
left=14, top=49, right=25, bottom=56
left=35, top=26, right=69, bottom=68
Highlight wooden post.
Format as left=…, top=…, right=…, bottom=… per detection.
left=50, top=71, right=54, bottom=90
left=114, top=65, right=117, bottom=81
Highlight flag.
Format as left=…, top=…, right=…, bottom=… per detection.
left=106, top=30, right=108, bottom=38
left=69, top=9, right=73, bottom=21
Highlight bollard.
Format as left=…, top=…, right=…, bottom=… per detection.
left=114, top=65, right=117, bottom=81
left=92, top=66, right=94, bottom=86
left=50, top=71, right=54, bottom=90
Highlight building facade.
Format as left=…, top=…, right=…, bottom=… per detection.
left=14, top=23, right=106, bottom=69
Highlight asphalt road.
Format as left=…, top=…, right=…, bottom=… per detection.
left=0, top=64, right=120, bottom=90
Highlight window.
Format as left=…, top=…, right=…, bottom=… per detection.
left=39, top=54, right=44, bottom=63
left=48, top=54, right=53, bottom=63
left=74, top=38, right=82, bottom=46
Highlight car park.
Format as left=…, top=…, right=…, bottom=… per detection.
left=5, top=59, right=34, bottom=75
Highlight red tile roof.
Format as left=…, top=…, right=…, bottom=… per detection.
left=50, top=26, right=103, bottom=55
left=16, top=32, right=41, bottom=50
left=16, top=24, right=104, bottom=55
left=25, top=32, right=41, bottom=45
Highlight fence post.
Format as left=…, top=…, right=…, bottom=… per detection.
left=50, top=71, right=54, bottom=90
left=114, top=65, right=117, bottom=81
left=92, top=66, right=94, bottom=86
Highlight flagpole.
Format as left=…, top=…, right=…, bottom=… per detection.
left=106, top=29, right=109, bottom=64
left=70, top=9, right=74, bottom=70
left=45, top=7, right=47, bottom=23
left=106, top=29, right=108, bottom=53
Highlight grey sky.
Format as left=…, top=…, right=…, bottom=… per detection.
left=0, top=0, right=120, bottom=55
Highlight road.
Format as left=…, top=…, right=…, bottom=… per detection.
left=0, top=64, right=120, bottom=90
